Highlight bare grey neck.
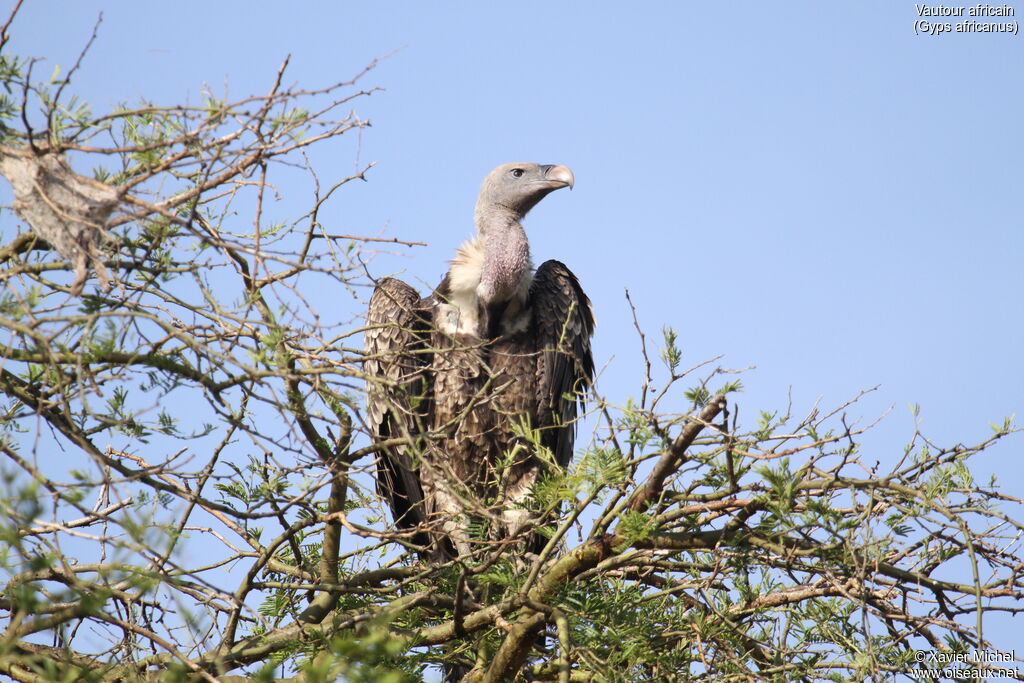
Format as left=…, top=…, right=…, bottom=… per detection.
left=475, top=208, right=531, bottom=306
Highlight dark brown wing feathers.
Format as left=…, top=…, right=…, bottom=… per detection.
left=530, top=260, right=595, bottom=469
left=365, top=278, right=432, bottom=545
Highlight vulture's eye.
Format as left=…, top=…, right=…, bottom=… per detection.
left=510, top=168, right=524, bottom=178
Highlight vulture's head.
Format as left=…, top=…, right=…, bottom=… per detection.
left=475, top=162, right=574, bottom=228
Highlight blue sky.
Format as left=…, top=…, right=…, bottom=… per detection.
left=6, top=0, right=1024, bottom=660
left=10, top=0, right=1022, bottom=504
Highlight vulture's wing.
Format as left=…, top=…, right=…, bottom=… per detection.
left=530, top=260, right=596, bottom=469
left=365, top=278, right=432, bottom=542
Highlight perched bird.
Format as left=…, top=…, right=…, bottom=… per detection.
left=365, top=162, right=594, bottom=562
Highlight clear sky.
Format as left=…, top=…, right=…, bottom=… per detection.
left=9, top=0, right=1023, bottom=488
left=6, top=0, right=1023, bottom=643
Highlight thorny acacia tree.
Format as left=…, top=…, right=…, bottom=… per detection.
left=1, top=14, right=1024, bottom=683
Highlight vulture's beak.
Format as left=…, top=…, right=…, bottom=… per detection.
left=540, top=164, right=574, bottom=190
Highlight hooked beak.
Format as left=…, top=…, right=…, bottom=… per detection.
left=540, top=164, right=574, bottom=190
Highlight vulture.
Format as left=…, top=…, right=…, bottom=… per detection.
left=365, top=162, right=594, bottom=561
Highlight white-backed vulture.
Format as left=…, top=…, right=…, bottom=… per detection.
left=365, top=162, right=594, bottom=561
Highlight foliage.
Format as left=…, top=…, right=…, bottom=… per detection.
left=1, top=11, right=1023, bottom=683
